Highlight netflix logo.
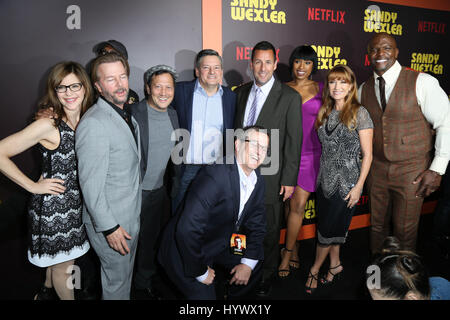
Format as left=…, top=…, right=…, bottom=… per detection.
left=418, top=21, right=446, bottom=34
left=308, top=8, right=346, bottom=24
left=236, top=46, right=280, bottom=61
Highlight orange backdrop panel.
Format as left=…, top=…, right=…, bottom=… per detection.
left=202, top=0, right=223, bottom=54
left=279, top=201, right=437, bottom=243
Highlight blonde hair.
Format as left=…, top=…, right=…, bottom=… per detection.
left=315, top=64, right=361, bottom=130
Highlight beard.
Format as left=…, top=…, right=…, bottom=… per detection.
left=100, top=86, right=129, bottom=106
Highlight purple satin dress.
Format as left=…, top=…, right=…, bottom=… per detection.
left=297, top=82, right=323, bottom=192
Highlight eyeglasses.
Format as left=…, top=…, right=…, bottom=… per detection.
left=55, top=83, right=83, bottom=93
left=245, top=139, right=268, bottom=152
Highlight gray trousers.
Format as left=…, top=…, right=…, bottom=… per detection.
left=85, top=222, right=139, bottom=300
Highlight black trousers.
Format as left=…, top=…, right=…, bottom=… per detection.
left=134, top=186, right=166, bottom=290
left=433, top=165, right=450, bottom=240
left=261, top=202, right=282, bottom=282
left=168, top=249, right=263, bottom=300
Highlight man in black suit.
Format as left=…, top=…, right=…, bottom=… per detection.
left=158, top=126, right=268, bottom=300
left=234, top=41, right=302, bottom=296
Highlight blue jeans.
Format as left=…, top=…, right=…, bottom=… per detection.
left=171, top=164, right=203, bottom=214
left=430, top=277, right=450, bottom=300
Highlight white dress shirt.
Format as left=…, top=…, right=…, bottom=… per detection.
left=243, top=76, right=275, bottom=126
left=358, top=60, right=450, bottom=174
left=196, top=163, right=259, bottom=283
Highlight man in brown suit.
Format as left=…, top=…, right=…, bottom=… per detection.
left=234, top=41, right=302, bottom=296
left=358, top=33, right=450, bottom=253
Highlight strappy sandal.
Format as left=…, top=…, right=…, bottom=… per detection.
left=33, top=286, right=59, bottom=300
left=305, top=271, right=319, bottom=294
left=320, top=264, right=343, bottom=285
left=278, top=247, right=293, bottom=278
left=289, top=257, right=300, bottom=269
left=288, top=242, right=300, bottom=269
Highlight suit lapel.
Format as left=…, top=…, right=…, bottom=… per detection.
left=237, top=83, right=252, bottom=127
left=131, top=116, right=141, bottom=160
left=229, top=163, right=240, bottom=224
left=136, top=101, right=149, bottom=165
left=255, top=79, right=282, bottom=126
left=221, top=86, right=228, bottom=129
left=185, top=82, right=195, bottom=133
left=98, top=98, right=139, bottom=157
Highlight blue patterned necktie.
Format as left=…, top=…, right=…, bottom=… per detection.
left=246, top=87, right=261, bottom=126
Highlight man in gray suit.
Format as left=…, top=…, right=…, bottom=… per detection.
left=76, top=53, right=142, bottom=300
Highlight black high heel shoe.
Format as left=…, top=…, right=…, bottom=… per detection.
left=278, top=247, right=293, bottom=278
left=34, top=286, right=59, bottom=300
left=305, top=271, right=319, bottom=294
left=320, top=264, right=343, bottom=285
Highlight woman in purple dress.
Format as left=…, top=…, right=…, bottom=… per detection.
left=278, top=46, right=323, bottom=277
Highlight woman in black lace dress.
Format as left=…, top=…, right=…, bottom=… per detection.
left=305, top=65, right=373, bottom=294
left=0, top=62, right=93, bottom=299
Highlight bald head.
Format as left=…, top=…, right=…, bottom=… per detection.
left=367, top=33, right=399, bottom=76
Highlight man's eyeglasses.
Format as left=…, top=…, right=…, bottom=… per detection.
left=55, top=83, right=83, bottom=93
left=245, top=139, right=268, bottom=152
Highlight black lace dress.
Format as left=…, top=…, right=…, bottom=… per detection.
left=28, top=121, right=89, bottom=267
left=315, top=106, right=373, bottom=246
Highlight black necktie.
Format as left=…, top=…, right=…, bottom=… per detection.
left=377, top=76, right=387, bottom=112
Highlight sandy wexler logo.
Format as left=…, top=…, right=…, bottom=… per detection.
left=304, top=199, right=316, bottom=220
left=363, top=5, right=402, bottom=35
left=311, top=45, right=347, bottom=70
left=410, top=53, right=443, bottom=75
left=230, top=0, right=286, bottom=24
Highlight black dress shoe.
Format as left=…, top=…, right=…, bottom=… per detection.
left=75, top=285, right=101, bottom=300
left=255, top=281, right=272, bottom=297
left=132, top=287, right=162, bottom=300
left=34, top=286, right=59, bottom=300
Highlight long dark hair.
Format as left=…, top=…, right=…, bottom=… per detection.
left=38, top=61, right=93, bottom=126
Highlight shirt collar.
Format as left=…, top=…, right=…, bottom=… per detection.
left=253, top=75, right=275, bottom=97
left=236, top=161, right=257, bottom=188
left=194, top=79, right=223, bottom=97
left=373, top=60, right=401, bottom=87
left=101, top=96, right=130, bottom=118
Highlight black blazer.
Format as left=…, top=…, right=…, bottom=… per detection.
left=234, top=79, right=303, bottom=204
left=131, top=99, right=180, bottom=195
left=158, top=161, right=266, bottom=278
